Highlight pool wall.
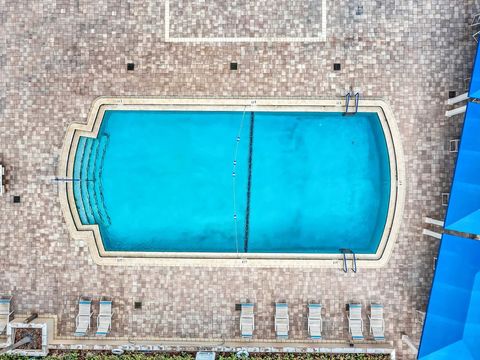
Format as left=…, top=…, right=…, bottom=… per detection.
left=58, top=97, right=405, bottom=268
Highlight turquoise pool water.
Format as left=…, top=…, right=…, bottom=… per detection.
left=73, top=110, right=391, bottom=254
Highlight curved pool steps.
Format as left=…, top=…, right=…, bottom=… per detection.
left=80, top=139, right=95, bottom=224
left=94, top=135, right=111, bottom=226
left=73, top=137, right=89, bottom=225
left=87, top=139, right=103, bottom=225
left=74, top=135, right=111, bottom=227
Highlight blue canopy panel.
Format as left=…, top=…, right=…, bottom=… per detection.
left=445, top=102, right=480, bottom=234
left=418, top=234, right=480, bottom=360
left=469, top=43, right=480, bottom=99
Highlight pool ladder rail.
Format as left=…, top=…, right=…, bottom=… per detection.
left=340, top=248, right=357, bottom=273
left=344, top=92, right=360, bottom=115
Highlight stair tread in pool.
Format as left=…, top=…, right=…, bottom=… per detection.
left=73, top=137, right=89, bottom=225
left=80, top=138, right=96, bottom=224
left=73, top=135, right=112, bottom=227
left=87, top=139, right=102, bottom=225
left=93, top=135, right=111, bottom=226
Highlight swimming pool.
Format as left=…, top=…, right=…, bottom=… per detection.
left=60, top=98, right=404, bottom=267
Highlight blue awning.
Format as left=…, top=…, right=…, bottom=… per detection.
left=418, top=234, right=480, bottom=360
left=444, top=102, right=480, bottom=234
left=469, top=44, right=480, bottom=99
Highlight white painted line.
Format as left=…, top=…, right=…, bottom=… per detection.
left=164, top=37, right=326, bottom=43
left=165, top=0, right=327, bottom=42
left=164, top=0, right=169, bottom=40
left=322, top=0, right=327, bottom=42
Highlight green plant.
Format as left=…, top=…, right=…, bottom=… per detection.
left=0, top=352, right=390, bottom=360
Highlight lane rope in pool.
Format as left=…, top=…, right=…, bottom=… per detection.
left=231, top=106, right=248, bottom=255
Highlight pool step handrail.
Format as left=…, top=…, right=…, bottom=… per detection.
left=340, top=248, right=357, bottom=273
left=354, top=92, right=360, bottom=113
left=342, top=251, right=348, bottom=273
left=344, top=92, right=351, bottom=114
left=352, top=251, right=357, bottom=273
left=344, top=92, right=360, bottom=115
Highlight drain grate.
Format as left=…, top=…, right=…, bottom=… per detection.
left=333, top=63, right=341, bottom=71
left=449, top=139, right=459, bottom=153
left=134, top=301, right=142, bottom=309
left=13, top=195, right=21, bottom=203
left=441, top=193, right=449, bottom=207
left=448, top=91, right=457, bottom=99
left=230, top=62, right=238, bottom=70
left=127, top=63, right=135, bottom=71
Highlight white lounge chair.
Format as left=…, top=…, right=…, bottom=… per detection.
left=75, top=299, right=92, bottom=336
left=239, top=303, right=254, bottom=338
left=308, top=303, right=322, bottom=339
left=369, top=304, right=385, bottom=341
left=274, top=302, right=289, bottom=339
left=96, top=300, right=112, bottom=336
left=348, top=303, right=364, bottom=340
left=0, top=296, right=13, bottom=334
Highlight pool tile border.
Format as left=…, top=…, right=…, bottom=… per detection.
left=58, top=97, right=405, bottom=268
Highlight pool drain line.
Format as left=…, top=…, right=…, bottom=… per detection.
left=243, top=112, right=255, bottom=253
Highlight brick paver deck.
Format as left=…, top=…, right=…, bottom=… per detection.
left=0, top=1, right=477, bottom=359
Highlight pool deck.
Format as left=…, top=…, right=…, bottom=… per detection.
left=0, top=0, right=475, bottom=359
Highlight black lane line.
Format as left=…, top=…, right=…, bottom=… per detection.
left=244, top=112, right=255, bottom=253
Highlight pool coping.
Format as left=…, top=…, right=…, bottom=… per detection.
left=58, top=97, right=406, bottom=268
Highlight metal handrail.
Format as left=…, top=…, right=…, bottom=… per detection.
left=340, top=248, right=357, bottom=273
left=352, top=251, right=357, bottom=273
left=344, top=92, right=351, bottom=114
